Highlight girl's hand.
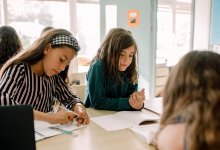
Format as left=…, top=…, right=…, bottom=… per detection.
left=49, top=110, right=76, bottom=125
left=132, top=88, right=145, bottom=101
left=129, top=88, right=145, bottom=110
left=129, top=93, right=144, bottom=109
left=73, top=103, right=90, bottom=126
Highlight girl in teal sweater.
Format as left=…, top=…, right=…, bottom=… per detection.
left=84, top=28, right=145, bottom=111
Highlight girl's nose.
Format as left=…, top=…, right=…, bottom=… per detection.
left=123, top=56, right=129, bottom=63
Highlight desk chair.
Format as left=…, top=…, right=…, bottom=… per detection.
left=0, top=105, right=36, bottom=150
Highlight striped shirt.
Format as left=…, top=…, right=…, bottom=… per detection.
left=0, top=62, right=81, bottom=112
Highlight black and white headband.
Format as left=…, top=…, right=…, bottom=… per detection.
left=51, top=35, right=80, bottom=52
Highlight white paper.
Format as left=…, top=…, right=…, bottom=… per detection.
left=54, top=121, right=86, bottom=131
left=91, top=111, right=160, bottom=131
left=34, top=121, right=62, bottom=141
left=35, top=132, right=45, bottom=141
left=91, top=114, right=133, bottom=131
left=115, top=111, right=160, bottom=126
left=129, top=124, right=159, bottom=144
left=144, top=97, right=163, bottom=115
left=34, top=120, right=86, bottom=141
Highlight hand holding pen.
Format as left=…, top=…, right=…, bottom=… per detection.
left=47, top=110, right=77, bottom=125
left=72, top=103, right=90, bottom=126
left=59, top=104, right=89, bottom=126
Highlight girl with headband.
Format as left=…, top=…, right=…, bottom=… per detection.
left=0, top=28, right=89, bottom=125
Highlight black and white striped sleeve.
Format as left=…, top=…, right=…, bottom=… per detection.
left=54, top=76, right=82, bottom=110
left=0, top=64, right=25, bottom=105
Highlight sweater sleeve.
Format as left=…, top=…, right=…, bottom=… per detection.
left=85, top=60, right=135, bottom=111
left=127, top=82, right=138, bottom=96
left=0, top=64, right=25, bottom=105
left=54, top=76, right=82, bottom=110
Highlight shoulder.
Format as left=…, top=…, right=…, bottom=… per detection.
left=88, top=59, right=104, bottom=73
left=90, top=59, right=103, bottom=68
left=1, top=62, right=27, bottom=80
left=157, top=123, right=186, bottom=150
left=5, top=62, right=27, bottom=74
left=87, top=60, right=106, bottom=80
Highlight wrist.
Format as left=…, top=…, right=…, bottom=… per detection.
left=72, top=103, right=85, bottom=112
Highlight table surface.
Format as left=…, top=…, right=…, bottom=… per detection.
left=36, top=108, right=157, bottom=150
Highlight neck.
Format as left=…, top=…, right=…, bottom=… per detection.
left=30, top=60, right=45, bottom=76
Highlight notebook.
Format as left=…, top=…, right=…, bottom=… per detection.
left=0, top=105, right=36, bottom=150
left=34, top=120, right=87, bottom=141
left=144, top=97, right=163, bottom=115
left=129, top=123, right=159, bottom=145
left=91, top=110, right=160, bottom=131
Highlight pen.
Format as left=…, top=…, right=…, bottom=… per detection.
left=58, top=105, right=79, bottom=117
left=49, top=127, right=78, bottom=136
left=49, top=126, right=78, bottom=136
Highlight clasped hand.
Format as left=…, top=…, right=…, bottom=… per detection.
left=129, top=88, right=145, bottom=110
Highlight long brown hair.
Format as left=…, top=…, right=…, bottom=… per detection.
left=161, top=50, right=220, bottom=149
left=0, top=28, right=80, bottom=83
left=93, top=28, right=138, bottom=84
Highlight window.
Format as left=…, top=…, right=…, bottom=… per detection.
left=7, top=0, right=69, bottom=48
left=157, top=0, right=193, bottom=66
left=4, top=0, right=100, bottom=61
left=76, top=3, right=100, bottom=57
left=0, top=0, right=3, bottom=26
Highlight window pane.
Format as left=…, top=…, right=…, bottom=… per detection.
left=157, top=0, right=192, bottom=66
left=7, top=0, right=69, bottom=48
left=0, top=0, right=3, bottom=26
left=175, top=12, right=191, bottom=57
left=157, top=7, right=173, bottom=63
left=76, top=3, right=100, bottom=58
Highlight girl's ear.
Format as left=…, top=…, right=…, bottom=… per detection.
left=44, top=44, right=51, bottom=54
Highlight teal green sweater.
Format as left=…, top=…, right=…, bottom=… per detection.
left=84, top=60, right=138, bottom=111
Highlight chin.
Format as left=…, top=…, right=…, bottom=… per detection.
left=46, top=72, right=54, bottom=77
left=46, top=74, right=52, bottom=77
left=119, top=68, right=127, bottom=72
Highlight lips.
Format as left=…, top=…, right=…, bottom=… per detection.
left=121, top=65, right=127, bottom=67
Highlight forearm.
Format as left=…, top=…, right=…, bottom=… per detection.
left=33, top=110, right=54, bottom=123
left=91, top=97, right=134, bottom=111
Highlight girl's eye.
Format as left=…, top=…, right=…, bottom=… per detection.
left=60, top=58, right=64, bottom=62
left=129, top=55, right=133, bottom=58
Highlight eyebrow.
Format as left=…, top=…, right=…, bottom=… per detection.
left=121, top=51, right=135, bottom=54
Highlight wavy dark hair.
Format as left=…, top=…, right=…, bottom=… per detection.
left=0, top=26, right=22, bottom=68
left=93, top=28, right=138, bottom=84
left=0, top=28, right=80, bottom=83
left=160, top=50, right=220, bottom=149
